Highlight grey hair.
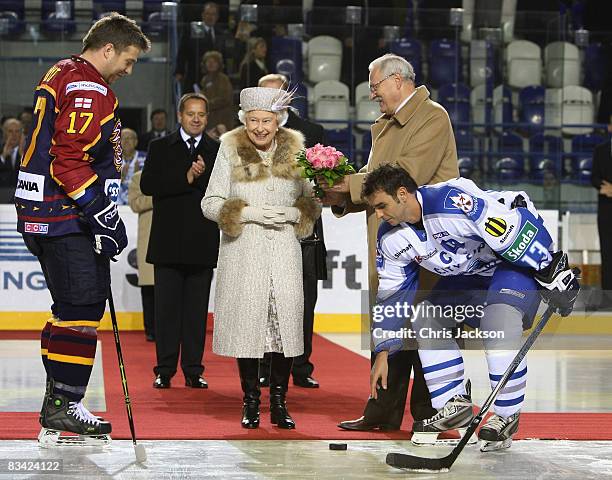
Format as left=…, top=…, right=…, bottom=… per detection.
left=237, top=109, right=288, bottom=127
left=368, top=54, right=415, bottom=83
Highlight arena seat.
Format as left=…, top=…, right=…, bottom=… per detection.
left=307, top=35, right=342, bottom=83
left=544, top=41, right=580, bottom=88
left=506, top=40, right=542, bottom=88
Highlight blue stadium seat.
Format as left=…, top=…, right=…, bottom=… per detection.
left=576, top=157, right=593, bottom=184
left=438, top=83, right=470, bottom=127
left=276, top=59, right=299, bottom=83
left=494, top=157, right=524, bottom=183
left=455, top=129, right=473, bottom=153
left=493, top=85, right=513, bottom=131
left=0, top=1, right=25, bottom=36
left=458, top=156, right=475, bottom=178
left=92, top=0, right=126, bottom=18
left=583, top=43, right=605, bottom=91
left=529, top=133, right=562, bottom=180
left=269, top=37, right=303, bottom=83
left=569, top=133, right=605, bottom=182
left=429, top=39, right=462, bottom=88
left=389, top=38, right=422, bottom=84
left=326, top=128, right=355, bottom=162
left=519, top=85, right=545, bottom=131
left=41, top=0, right=77, bottom=35
left=142, top=0, right=165, bottom=37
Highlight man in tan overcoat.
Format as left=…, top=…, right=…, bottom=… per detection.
left=323, top=53, right=459, bottom=432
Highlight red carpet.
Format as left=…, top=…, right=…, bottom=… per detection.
left=1, top=330, right=611, bottom=440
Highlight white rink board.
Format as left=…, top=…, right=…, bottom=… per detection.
left=0, top=205, right=558, bottom=315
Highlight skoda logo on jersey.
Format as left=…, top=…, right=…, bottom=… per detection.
left=104, top=179, right=120, bottom=204
left=485, top=217, right=507, bottom=237
left=501, top=221, right=538, bottom=261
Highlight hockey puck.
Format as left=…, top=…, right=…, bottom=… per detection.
left=329, top=443, right=348, bottom=451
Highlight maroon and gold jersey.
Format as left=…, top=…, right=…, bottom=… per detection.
left=15, top=55, right=122, bottom=236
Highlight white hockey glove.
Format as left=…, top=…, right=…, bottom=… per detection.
left=534, top=251, right=581, bottom=317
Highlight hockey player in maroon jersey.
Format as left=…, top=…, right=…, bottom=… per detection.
left=14, top=13, right=150, bottom=447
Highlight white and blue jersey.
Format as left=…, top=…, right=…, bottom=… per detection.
left=373, top=178, right=553, bottom=417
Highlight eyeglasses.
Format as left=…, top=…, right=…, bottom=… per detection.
left=369, top=73, right=398, bottom=93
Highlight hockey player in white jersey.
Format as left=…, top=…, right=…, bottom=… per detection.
left=363, top=165, right=580, bottom=452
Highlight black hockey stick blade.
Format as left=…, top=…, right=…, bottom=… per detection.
left=386, top=452, right=452, bottom=473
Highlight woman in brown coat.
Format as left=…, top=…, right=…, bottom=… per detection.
left=199, top=50, right=235, bottom=139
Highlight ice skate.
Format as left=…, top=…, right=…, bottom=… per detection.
left=478, top=411, right=520, bottom=452
left=38, top=393, right=112, bottom=448
left=411, top=380, right=476, bottom=446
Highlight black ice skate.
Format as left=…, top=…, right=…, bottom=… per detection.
left=38, top=393, right=112, bottom=447
left=478, top=411, right=520, bottom=452
left=411, top=380, right=476, bottom=446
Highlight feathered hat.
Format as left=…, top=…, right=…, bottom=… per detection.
left=239, top=86, right=295, bottom=113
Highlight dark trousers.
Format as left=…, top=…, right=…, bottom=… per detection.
left=291, top=267, right=318, bottom=379
left=153, top=264, right=213, bottom=378
left=598, top=203, right=612, bottom=293
left=141, top=285, right=155, bottom=337
left=364, top=350, right=436, bottom=426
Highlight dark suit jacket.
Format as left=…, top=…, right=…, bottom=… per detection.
left=0, top=144, right=19, bottom=188
left=239, top=60, right=268, bottom=89
left=140, top=130, right=220, bottom=267
left=286, top=110, right=329, bottom=280
left=592, top=140, right=612, bottom=206
left=138, top=129, right=167, bottom=152
left=175, top=25, right=228, bottom=92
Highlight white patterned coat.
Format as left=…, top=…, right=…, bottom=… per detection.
left=201, top=127, right=320, bottom=358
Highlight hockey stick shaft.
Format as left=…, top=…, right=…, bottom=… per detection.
left=387, top=304, right=557, bottom=471
left=108, top=286, right=139, bottom=447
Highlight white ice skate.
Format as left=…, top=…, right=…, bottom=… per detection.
left=478, top=411, right=520, bottom=452
left=411, top=381, right=477, bottom=447
left=38, top=394, right=112, bottom=448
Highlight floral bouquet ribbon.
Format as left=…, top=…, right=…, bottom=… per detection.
left=296, top=144, right=355, bottom=198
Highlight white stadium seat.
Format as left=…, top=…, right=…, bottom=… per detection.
left=544, top=41, right=580, bottom=88
left=313, top=80, right=350, bottom=129
left=307, top=35, right=342, bottom=83
left=506, top=40, right=542, bottom=88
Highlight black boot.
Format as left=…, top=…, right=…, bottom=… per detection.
left=237, top=358, right=261, bottom=429
left=269, top=353, right=295, bottom=429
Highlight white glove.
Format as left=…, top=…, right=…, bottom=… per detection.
left=240, top=206, right=300, bottom=226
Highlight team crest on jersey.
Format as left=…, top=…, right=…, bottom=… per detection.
left=110, top=118, right=123, bottom=172
left=484, top=217, right=507, bottom=237
left=443, top=188, right=483, bottom=219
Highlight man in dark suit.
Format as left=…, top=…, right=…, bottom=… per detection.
left=592, top=139, right=612, bottom=307
left=174, top=2, right=228, bottom=94
left=0, top=118, right=23, bottom=187
left=138, top=108, right=168, bottom=152
left=140, top=92, right=220, bottom=389
left=258, top=74, right=328, bottom=388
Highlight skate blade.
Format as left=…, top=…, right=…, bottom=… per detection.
left=38, top=428, right=111, bottom=448
left=479, top=437, right=512, bottom=452
left=411, top=428, right=477, bottom=447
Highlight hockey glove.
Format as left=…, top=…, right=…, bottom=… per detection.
left=533, top=251, right=581, bottom=317
left=76, top=185, right=127, bottom=258
left=498, top=194, right=528, bottom=209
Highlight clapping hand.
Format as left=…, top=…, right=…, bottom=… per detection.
left=600, top=180, right=612, bottom=197
left=187, top=155, right=206, bottom=184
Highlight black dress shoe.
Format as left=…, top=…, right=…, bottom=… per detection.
left=185, top=376, right=208, bottom=389
left=337, top=416, right=399, bottom=431
left=293, top=376, right=319, bottom=388
left=259, top=375, right=270, bottom=387
left=153, top=375, right=171, bottom=389
left=145, top=333, right=155, bottom=342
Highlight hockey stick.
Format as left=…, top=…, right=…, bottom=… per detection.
left=108, top=286, right=147, bottom=463
left=386, top=304, right=557, bottom=473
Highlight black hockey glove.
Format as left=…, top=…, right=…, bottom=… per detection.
left=76, top=185, right=127, bottom=258
left=533, top=251, right=581, bottom=317
left=498, top=194, right=528, bottom=209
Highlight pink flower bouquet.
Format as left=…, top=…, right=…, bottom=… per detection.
left=296, top=143, right=355, bottom=198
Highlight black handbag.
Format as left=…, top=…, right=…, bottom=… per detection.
left=301, top=228, right=328, bottom=281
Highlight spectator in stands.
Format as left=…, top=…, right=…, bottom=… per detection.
left=0, top=118, right=24, bottom=189
left=201, top=86, right=320, bottom=429
left=321, top=53, right=459, bottom=433
left=199, top=50, right=235, bottom=140
left=257, top=73, right=328, bottom=389
left=141, top=93, right=220, bottom=390
left=18, top=108, right=34, bottom=137
left=128, top=170, right=156, bottom=341
left=138, top=109, right=168, bottom=151
left=591, top=139, right=612, bottom=308
left=118, top=128, right=147, bottom=205
left=239, top=37, right=268, bottom=89
left=175, top=2, right=228, bottom=93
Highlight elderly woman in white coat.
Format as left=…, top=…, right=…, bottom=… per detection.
left=201, top=87, right=320, bottom=430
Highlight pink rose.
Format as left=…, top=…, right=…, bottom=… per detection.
left=322, top=157, right=337, bottom=169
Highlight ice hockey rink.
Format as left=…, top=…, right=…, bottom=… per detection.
left=1, top=331, right=612, bottom=479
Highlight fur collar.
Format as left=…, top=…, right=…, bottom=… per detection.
left=220, top=126, right=305, bottom=182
